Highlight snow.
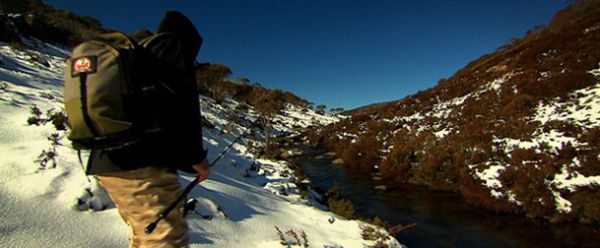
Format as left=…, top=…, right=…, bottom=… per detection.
left=433, top=129, right=450, bottom=139
left=493, top=129, right=581, bottom=155
left=550, top=157, right=600, bottom=193
left=473, top=73, right=514, bottom=98
left=550, top=190, right=573, bottom=213
left=534, top=83, right=600, bottom=129
left=430, top=93, right=470, bottom=119
left=382, top=73, right=515, bottom=141
left=471, top=162, right=506, bottom=198
left=469, top=161, right=522, bottom=205
left=0, top=42, right=402, bottom=247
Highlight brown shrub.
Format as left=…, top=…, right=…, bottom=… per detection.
left=567, top=186, right=600, bottom=224
left=380, top=143, right=415, bottom=184
left=458, top=166, right=515, bottom=213
left=339, top=142, right=360, bottom=169
left=326, top=183, right=356, bottom=219
left=544, top=71, right=596, bottom=100
left=327, top=197, right=355, bottom=220
left=500, top=149, right=561, bottom=219
left=500, top=94, right=536, bottom=118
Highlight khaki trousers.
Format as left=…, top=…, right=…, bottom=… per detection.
left=96, top=167, right=189, bottom=248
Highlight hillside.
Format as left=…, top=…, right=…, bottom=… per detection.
left=306, top=0, right=600, bottom=225
left=0, top=0, right=105, bottom=45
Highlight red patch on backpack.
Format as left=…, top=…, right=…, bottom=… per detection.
left=71, top=56, right=97, bottom=76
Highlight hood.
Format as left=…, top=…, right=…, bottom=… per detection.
left=157, top=11, right=203, bottom=64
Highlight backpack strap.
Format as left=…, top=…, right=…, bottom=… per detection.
left=78, top=73, right=99, bottom=136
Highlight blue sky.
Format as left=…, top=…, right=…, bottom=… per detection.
left=46, top=0, right=568, bottom=110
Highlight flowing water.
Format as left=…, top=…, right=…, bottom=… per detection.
left=295, top=150, right=600, bottom=248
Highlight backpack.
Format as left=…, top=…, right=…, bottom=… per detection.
left=63, top=32, right=166, bottom=150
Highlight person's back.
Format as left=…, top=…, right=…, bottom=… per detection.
left=76, top=11, right=211, bottom=248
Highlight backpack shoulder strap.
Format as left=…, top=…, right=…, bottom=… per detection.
left=139, top=33, right=183, bottom=63
left=93, top=32, right=138, bottom=51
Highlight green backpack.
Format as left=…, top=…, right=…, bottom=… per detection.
left=63, top=32, right=166, bottom=150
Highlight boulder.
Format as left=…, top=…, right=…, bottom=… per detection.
left=324, top=151, right=337, bottom=157
left=332, top=158, right=345, bottom=165
left=375, top=185, right=387, bottom=191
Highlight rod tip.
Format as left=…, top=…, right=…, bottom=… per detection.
left=144, top=222, right=158, bottom=234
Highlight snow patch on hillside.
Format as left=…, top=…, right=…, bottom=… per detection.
left=470, top=162, right=521, bottom=205
left=550, top=157, right=600, bottom=192
left=383, top=73, right=515, bottom=139
left=474, top=73, right=513, bottom=98
left=548, top=157, right=600, bottom=213
left=471, top=162, right=505, bottom=198
left=477, top=68, right=600, bottom=213
left=493, top=129, right=581, bottom=155
left=534, top=83, right=600, bottom=129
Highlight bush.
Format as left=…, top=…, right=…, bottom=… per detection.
left=26, top=105, right=44, bottom=125
left=326, top=183, right=356, bottom=219
left=35, top=148, right=57, bottom=169
left=327, top=197, right=355, bottom=220
left=26, top=106, right=68, bottom=130
left=458, top=165, right=515, bottom=213
left=500, top=94, right=536, bottom=118
left=500, top=150, right=561, bottom=218
left=274, top=226, right=308, bottom=247
left=262, top=141, right=281, bottom=159
left=47, top=109, right=68, bottom=131
left=568, top=186, right=600, bottom=224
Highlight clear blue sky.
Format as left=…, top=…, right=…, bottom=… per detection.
left=46, top=0, right=568, bottom=110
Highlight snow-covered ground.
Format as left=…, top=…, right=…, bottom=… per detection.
left=0, top=41, right=403, bottom=248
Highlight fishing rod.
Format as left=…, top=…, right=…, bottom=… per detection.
left=145, top=126, right=253, bottom=234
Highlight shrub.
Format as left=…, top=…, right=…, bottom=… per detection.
left=26, top=106, right=68, bottom=131
left=379, top=144, right=413, bottom=184
left=326, top=183, right=356, bottom=219
left=274, top=226, right=309, bottom=247
left=567, top=186, right=600, bottom=224
left=500, top=150, right=561, bottom=219
left=46, top=109, right=68, bottom=131
left=27, top=105, right=44, bottom=125
left=360, top=224, right=386, bottom=241
left=262, top=141, right=280, bottom=159
left=339, top=141, right=360, bottom=169
left=327, top=197, right=355, bottom=220
left=35, top=148, right=57, bottom=169
left=458, top=165, right=515, bottom=213
left=500, top=94, right=536, bottom=118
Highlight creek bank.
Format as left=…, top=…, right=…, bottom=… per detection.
left=292, top=146, right=600, bottom=248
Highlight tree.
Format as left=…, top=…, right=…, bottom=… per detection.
left=330, top=107, right=344, bottom=115
left=238, top=77, right=250, bottom=85
left=255, top=91, right=284, bottom=129
left=195, top=63, right=232, bottom=101
left=315, top=104, right=327, bottom=115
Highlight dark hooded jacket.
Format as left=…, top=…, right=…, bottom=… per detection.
left=87, top=11, right=207, bottom=174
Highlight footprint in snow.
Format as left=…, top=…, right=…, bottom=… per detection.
left=76, top=187, right=111, bottom=212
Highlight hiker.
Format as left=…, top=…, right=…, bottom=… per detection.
left=86, top=12, right=209, bottom=247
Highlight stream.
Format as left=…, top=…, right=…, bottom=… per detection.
left=294, top=149, right=600, bottom=248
